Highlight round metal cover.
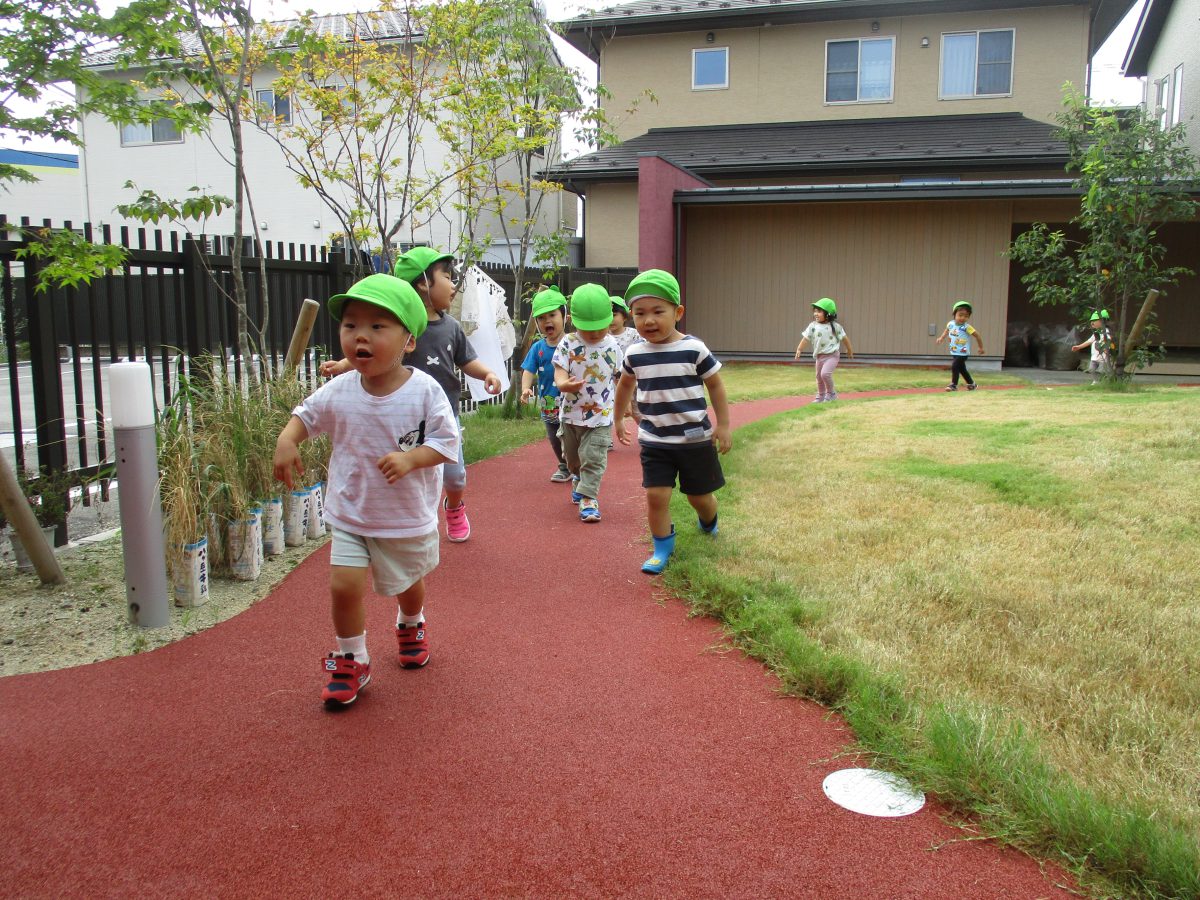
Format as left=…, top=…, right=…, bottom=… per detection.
left=822, top=768, right=926, bottom=817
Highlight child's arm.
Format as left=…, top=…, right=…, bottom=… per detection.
left=520, top=369, right=536, bottom=403
left=935, top=327, right=948, bottom=344
left=1071, top=335, right=1095, bottom=352
left=320, top=358, right=353, bottom=378
left=273, top=416, right=310, bottom=489
left=840, top=333, right=854, bottom=359
left=705, top=372, right=732, bottom=454
left=461, top=358, right=502, bottom=395
left=613, top=371, right=636, bottom=445
left=972, top=329, right=985, bottom=355
left=554, top=361, right=584, bottom=395
left=376, top=445, right=453, bottom=485
left=794, top=336, right=810, bottom=359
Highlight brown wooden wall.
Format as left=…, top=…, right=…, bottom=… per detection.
left=682, top=200, right=1012, bottom=358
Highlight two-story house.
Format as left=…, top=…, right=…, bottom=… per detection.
left=552, top=0, right=1198, bottom=364
left=76, top=9, right=576, bottom=266
left=1124, top=0, right=1198, bottom=157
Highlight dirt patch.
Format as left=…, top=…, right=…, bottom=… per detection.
left=0, top=530, right=326, bottom=678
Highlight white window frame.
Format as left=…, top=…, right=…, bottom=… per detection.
left=255, top=88, right=292, bottom=126
left=939, top=28, right=1015, bottom=99
left=824, top=36, right=895, bottom=104
left=691, top=47, right=729, bottom=91
left=1170, top=64, right=1184, bottom=127
left=119, top=101, right=183, bottom=147
left=1155, top=75, right=1171, bottom=129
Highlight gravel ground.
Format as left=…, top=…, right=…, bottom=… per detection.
left=0, top=526, right=326, bottom=678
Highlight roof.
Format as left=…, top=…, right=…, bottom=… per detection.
left=546, top=112, right=1069, bottom=184
left=1122, top=0, right=1172, bottom=76
left=0, top=149, right=79, bottom=169
left=82, top=9, right=417, bottom=68
left=559, top=0, right=1135, bottom=60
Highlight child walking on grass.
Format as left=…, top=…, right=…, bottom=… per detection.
left=794, top=297, right=853, bottom=403
left=552, top=283, right=621, bottom=523
left=936, top=300, right=985, bottom=391
left=614, top=269, right=731, bottom=575
left=520, top=285, right=572, bottom=483
left=1071, top=310, right=1114, bottom=383
left=275, top=274, right=460, bottom=707
left=324, top=248, right=502, bottom=542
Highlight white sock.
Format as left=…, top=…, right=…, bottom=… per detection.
left=336, top=632, right=368, bottom=665
left=398, top=608, right=425, bottom=628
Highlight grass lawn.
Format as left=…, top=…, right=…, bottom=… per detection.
left=662, top=379, right=1199, bottom=899
left=720, top=359, right=1024, bottom=402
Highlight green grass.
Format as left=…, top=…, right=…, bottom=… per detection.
left=655, top=382, right=1200, bottom=899
left=719, top=360, right=1024, bottom=403
left=462, top=400, right=544, bottom=464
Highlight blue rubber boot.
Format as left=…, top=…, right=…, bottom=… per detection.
left=698, top=513, right=718, bottom=536
left=641, top=526, right=676, bottom=574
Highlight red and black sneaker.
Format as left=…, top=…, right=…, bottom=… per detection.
left=396, top=622, right=430, bottom=668
left=321, top=652, right=371, bottom=707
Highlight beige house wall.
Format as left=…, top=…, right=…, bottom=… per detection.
left=600, top=6, right=1088, bottom=141
left=682, top=201, right=1012, bottom=357
left=583, top=182, right=639, bottom=266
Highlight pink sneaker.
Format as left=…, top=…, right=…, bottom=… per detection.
left=444, top=499, right=470, bottom=542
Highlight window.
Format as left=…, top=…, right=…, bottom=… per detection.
left=255, top=89, right=292, bottom=126
left=825, top=37, right=894, bottom=103
left=692, top=47, right=728, bottom=90
left=1155, top=75, right=1171, bottom=129
left=320, top=85, right=357, bottom=122
left=1171, top=64, right=1184, bottom=127
left=940, top=29, right=1014, bottom=98
left=120, top=102, right=182, bottom=146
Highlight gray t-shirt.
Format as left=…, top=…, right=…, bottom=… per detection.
left=412, top=314, right=478, bottom=412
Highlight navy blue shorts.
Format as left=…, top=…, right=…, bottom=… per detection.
left=640, top=441, right=725, bottom=496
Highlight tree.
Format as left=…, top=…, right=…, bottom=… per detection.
left=1008, top=88, right=1199, bottom=378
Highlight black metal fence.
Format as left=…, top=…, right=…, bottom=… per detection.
left=0, top=215, right=635, bottom=542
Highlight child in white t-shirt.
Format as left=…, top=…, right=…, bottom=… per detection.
left=1071, top=310, right=1114, bottom=383
left=274, top=274, right=459, bottom=708
left=794, top=298, right=853, bottom=403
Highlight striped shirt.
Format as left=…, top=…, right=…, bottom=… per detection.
left=622, top=335, right=721, bottom=447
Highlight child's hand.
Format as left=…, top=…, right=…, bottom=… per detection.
left=483, top=373, right=502, bottom=395
left=377, top=451, right=417, bottom=484
left=794, top=346, right=804, bottom=360
left=1071, top=344, right=1082, bottom=352
left=560, top=377, right=584, bottom=394
left=520, top=386, right=534, bottom=403
left=320, top=358, right=352, bottom=378
left=615, top=418, right=632, bottom=445
left=935, top=335, right=945, bottom=345
left=714, top=425, right=732, bottom=455
left=273, top=440, right=303, bottom=489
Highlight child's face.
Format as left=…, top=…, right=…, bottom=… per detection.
left=535, top=308, right=565, bottom=342
left=812, top=308, right=828, bottom=323
left=577, top=327, right=610, bottom=345
left=630, top=296, right=684, bottom=343
left=609, top=308, right=627, bottom=333
left=418, top=262, right=458, bottom=314
left=1090, top=319, right=1102, bottom=331
left=953, top=309, right=971, bottom=325
left=339, top=300, right=415, bottom=376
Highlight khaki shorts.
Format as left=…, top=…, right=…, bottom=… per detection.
left=329, top=527, right=439, bottom=596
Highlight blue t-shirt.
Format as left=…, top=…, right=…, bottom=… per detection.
left=521, top=338, right=562, bottom=419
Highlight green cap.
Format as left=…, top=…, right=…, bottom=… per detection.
left=1099, top=308, right=1110, bottom=319
left=625, top=269, right=680, bottom=306
left=812, top=297, right=837, bottom=317
left=530, top=285, right=567, bottom=318
left=328, top=274, right=428, bottom=339
left=611, top=296, right=630, bottom=314
left=1089, top=311, right=1102, bottom=322
left=393, top=246, right=454, bottom=284
left=569, top=283, right=614, bottom=330
left=953, top=300, right=973, bottom=312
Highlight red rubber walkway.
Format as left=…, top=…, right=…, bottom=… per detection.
left=0, top=392, right=1072, bottom=897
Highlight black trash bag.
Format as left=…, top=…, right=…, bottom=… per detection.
left=1004, top=321, right=1036, bottom=368
left=1037, top=323, right=1083, bottom=370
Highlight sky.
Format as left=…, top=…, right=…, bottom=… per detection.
left=3, top=0, right=1148, bottom=153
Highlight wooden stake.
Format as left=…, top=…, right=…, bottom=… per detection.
left=0, top=456, right=65, bottom=585
left=1125, top=289, right=1160, bottom=352
left=283, top=299, right=321, bottom=372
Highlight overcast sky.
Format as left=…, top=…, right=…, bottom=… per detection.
left=4, top=0, right=1147, bottom=153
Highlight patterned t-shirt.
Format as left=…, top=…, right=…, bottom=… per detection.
left=551, top=332, right=620, bottom=427
left=945, top=321, right=977, bottom=356
left=622, top=335, right=721, bottom=447
left=412, top=313, right=477, bottom=413
left=520, top=337, right=563, bottom=419
left=293, top=368, right=459, bottom=538
left=800, top=321, right=846, bottom=357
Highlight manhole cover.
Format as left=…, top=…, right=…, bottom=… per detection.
left=822, top=768, right=925, bottom=817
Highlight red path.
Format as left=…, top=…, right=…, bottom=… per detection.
left=0, top=392, right=1072, bottom=898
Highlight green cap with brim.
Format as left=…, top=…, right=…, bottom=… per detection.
left=610, top=296, right=630, bottom=314
left=813, top=297, right=837, bottom=317
left=570, top=283, right=614, bottom=330
left=328, top=273, right=428, bottom=339
left=393, top=246, right=455, bottom=284
left=625, top=269, right=681, bottom=306
left=953, top=300, right=973, bottom=312
left=1089, top=312, right=1102, bottom=322
left=531, top=285, right=567, bottom=318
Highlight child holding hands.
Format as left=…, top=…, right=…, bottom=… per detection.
left=275, top=274, right=460, bottom=707
left=614, top=269, right=731, bottom=575
left=520, top=285, right=572, bottom=482
left=794, top=297, right=853, bottom=403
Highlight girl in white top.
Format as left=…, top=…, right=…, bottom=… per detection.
left=794, top=297, right=853, bottom=403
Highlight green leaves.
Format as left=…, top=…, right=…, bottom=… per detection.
left=14, top=227, right=127, bottom=292
left=117, top=183, right=233, bottom=225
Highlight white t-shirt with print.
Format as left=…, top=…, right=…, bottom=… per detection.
left=801, top=321, right=847, bottom=357
left=551, top=332, right=620, bottom=427
left=292, top=368, right=459, bottom=538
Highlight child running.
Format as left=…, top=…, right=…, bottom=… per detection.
left=794, top=297, right=853, bottom=402
left=609, top=296, right=642, bottom=354
left=614, top=269, right=731, bottom=574
left=936, top=300, right=985, bottom=391
left=274, top=274, right=460, bottom=707
left=323, top=248, right=502, bottom=541
left=519, top=285, right=572, bottom=482
left=1071, top=309, right=1114, bottom=383
left=552, top=283, right=621, bottom=522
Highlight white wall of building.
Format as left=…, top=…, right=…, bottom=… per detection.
left=0, top=159, right=85, bottom=226
left=1139, top=0, right=1200, bottom=155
